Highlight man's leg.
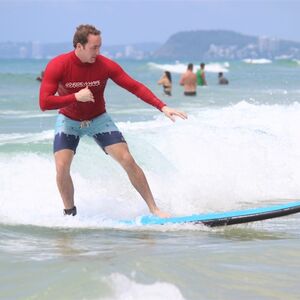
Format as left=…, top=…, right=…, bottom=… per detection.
left=54, top=149, right=75, bottom=210
left=105, top=142, right=169, bottom=218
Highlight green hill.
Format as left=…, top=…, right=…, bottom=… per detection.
left=153, top=30, right=300, bottom=60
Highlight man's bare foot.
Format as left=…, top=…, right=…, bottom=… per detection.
left=151, top=207, right=171, bottom=218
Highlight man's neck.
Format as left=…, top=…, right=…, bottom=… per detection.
left=74, top=50, right=86, bottom=63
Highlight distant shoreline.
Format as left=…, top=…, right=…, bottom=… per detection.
left=0, top=30, right=300, bottom=60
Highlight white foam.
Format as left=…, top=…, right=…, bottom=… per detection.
left=0, top=110, right=30, bottom=115
left=1, top=102, right=300, bottom=228
left=148, top=61, right=229, bottom=73
left=275, top=55, right=293, bottom=60
left=243, top=58, right=272, bottom=64
left=0, top=110, right=54, bottom=119
left=102, top=273, right=186, bottom=300
left=0, top=130, right=53, bottom=145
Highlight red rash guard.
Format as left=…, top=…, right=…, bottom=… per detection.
left=39, top=51, right=166, bottom=121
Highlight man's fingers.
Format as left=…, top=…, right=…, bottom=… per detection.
left=162, top=106, right=188, bottom=121
left=168, top=110, right=187, bottom=120
left=84, top=86, right=94, bottom=102
left=174, top=111, right=188, bottom=119
left=75, top=86, right=95, bottom=102
left=167, top=114, right=176, bottom=122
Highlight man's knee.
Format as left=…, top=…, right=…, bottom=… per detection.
left=56, top=161, right=70, bottom=175
left=118, top=151, right=136, bottom=169
left=54, top=150, right=73, bottom=177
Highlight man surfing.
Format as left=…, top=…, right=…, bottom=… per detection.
left=39, top=24, right=187, bottom=218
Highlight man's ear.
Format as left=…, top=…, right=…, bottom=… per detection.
left=75, top=43, right=83, bottom=50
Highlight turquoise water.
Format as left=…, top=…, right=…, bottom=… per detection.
left=1, top=58, right=300, bottom=299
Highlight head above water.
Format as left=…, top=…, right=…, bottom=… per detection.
left=187, top=63, right=194, bottom=71
left=165, top=71, right=172, bottom=82
left=73, top=24, right=102, bottom=64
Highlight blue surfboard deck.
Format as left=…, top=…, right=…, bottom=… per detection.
left=121, top=201, right=300, bottom=227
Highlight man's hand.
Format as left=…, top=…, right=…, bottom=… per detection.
left=162, top=106, right=188, bottom=122
left=75, top=86, right=95, bottom=103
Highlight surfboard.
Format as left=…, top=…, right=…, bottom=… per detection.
left=121, top=201, right=300, bottom=227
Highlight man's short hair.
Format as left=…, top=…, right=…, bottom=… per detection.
left=187, top=63, right=193, bottom=70
left=73, top=24, right=101, bottom=48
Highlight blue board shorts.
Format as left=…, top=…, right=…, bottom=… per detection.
left=53, top=113, right=126, bottom=154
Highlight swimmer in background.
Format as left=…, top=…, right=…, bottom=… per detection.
left=36, top=70, right=44, bottom=82
left=179, top=63, right=197, bottom=96
left=196, top=63, right=207, bottom=86
left=218, top=72, right=229, bottom=85
left=158, top=71, right=172, bottom=96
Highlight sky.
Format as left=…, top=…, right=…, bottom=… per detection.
left=1, top=0, right=300, bottom=45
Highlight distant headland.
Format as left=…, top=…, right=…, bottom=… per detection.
left=153, top=30, right=300, bottom=60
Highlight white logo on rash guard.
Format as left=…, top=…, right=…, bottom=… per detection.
left=65, top=80, right=101, bottom=89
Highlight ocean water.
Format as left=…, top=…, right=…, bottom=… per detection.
left=1, top=57, right=300, bottom=300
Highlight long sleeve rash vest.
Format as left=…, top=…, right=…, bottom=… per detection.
left=39, top=51, right=166, bottom=121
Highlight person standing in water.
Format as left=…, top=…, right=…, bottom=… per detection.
left=179, top=63, right=197, bottom=96
left=39, top=24, right=187, bottom=218
left=218, top=72, right=229, bottom=85
left=196, top=63, right=207, bottom=86
left=36, top=70, right=44, bottom=82
left=158, top=71, right=172, bottom=96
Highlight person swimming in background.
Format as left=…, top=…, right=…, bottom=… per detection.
left=179, top=63, right=197, bottom=96
left=157, top=71, right=172, bottom=96
left=218, top=72, right=229, bottom=85
left=36, top=70, right=44, bottom=82
left=196, top=63, right=207, bottom=86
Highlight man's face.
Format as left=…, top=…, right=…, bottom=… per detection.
left=78, top=34, right=101, bottom=63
